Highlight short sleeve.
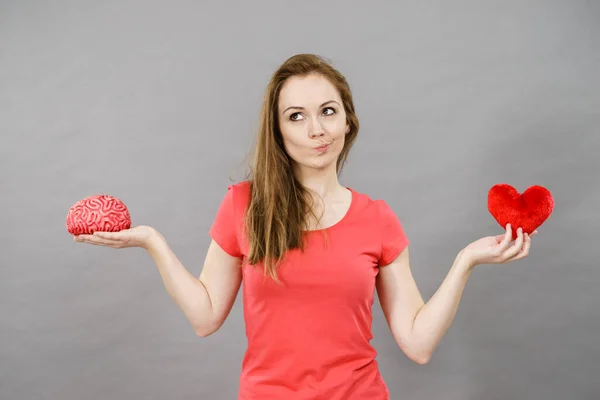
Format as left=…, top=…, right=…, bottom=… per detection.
left=378, top=200, right=409, bottom=266
left=209, top=185, right=242, bottom=258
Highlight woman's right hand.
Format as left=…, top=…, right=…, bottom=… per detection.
left=73, top=225, right=159, bottom=250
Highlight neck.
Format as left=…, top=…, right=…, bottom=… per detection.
left=293, top=164, right=343, bottom=200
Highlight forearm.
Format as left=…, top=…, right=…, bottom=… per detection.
left=410, top=251, right=474, bottom=360
left=145, top=232, right=216, bottom=335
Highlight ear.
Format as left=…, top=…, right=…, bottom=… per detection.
left=345, top=124, right=350, bottom=134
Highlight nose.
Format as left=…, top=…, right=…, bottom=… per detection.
left=308, top=118, right=325, bottom=138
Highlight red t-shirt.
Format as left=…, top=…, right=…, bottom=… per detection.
left=209, top=181, right=409, bottom=399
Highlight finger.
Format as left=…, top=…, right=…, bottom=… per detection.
left=74, top=234, right=122, bottom=247
left=529, top=230, right=538, bottom=238
left=503, top=227, right=524, bottom=261
left=497, top=224, right=513, bottom=251
left=522, top=232, right=532, bottom=253
left=93, top=231, right=127, bottom=241
left=508, top=232, right=531, bottom=261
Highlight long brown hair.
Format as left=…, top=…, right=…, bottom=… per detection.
left=242, top=54, right=359, bottom=282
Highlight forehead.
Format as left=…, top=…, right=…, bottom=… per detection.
left=278, top=74, right=341, bottom=110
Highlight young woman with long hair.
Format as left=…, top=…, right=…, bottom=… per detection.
left=75, top=53, right=534, bottom=399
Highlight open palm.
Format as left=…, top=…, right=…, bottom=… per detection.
left=463, top=224, right=537, bottom=267
left=73, top=225, right=157, bottom=250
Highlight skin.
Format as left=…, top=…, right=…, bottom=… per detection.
left=74, top=72, right=537, bottom=363
left=278, top=73, right=349, bottom=176
left=277, top=73, right=352, bottom=222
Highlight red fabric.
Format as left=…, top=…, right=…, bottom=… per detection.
left=209, top=181, right=409, bottom=399
left=487, top=184, right=554, bottom=239
left=66, top=194, right=131, bottom=235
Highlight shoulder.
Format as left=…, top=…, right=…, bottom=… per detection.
left=348, top=186, right=397, bottom=219
left=226, top=180, right=251, bottom=192
left=213, top=180, right=252, bottom=219
left=349, top=189, right=409, bottom=264
left=224, top=180, right=251, bottom=202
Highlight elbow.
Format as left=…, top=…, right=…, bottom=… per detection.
left=195, top=329, right=214, bottom=338
left=402, top=343, right=433, bottom=365
left=194, top=323, right=220, bottom=337
left=411, top=352, right=432, bottom=365
left=193, top=320, right=220, bottom=338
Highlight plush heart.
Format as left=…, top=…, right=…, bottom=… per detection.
left=488, top=184, right=554, bottom=240
left=66, top=194, right=131, bottom=235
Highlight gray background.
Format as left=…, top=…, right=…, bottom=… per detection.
left=2, top=1, right=599, bottom=399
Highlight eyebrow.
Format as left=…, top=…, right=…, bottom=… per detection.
left=282, top=100, right=340, bottom=114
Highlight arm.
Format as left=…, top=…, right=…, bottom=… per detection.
left=376, top=247, right=472, bottom=364
left=146, top=230, right=242, bottom=337
left=376, top=225, right=531, bottom=364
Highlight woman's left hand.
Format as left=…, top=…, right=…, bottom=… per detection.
left=461, top=224, right=537, bottom=269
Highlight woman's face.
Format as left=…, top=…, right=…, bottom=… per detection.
left=277, top=73, right=349, bottom=172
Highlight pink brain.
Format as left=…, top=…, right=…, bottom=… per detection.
left=66, top=194, right=131, bottom=235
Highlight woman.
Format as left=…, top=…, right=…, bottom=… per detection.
left=74, top=54, right=535, bottom=399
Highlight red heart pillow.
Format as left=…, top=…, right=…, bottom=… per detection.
left=66, top=194, right=131, bottom=235
left=488, top=184, right=554, bottom=240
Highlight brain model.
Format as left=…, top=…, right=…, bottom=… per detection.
left=66, top=194, right=132, bottom=235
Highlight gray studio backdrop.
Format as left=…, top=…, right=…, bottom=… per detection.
left=2, top=1, right=599, bottom=399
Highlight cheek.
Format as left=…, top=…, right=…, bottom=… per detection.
left=323, top=117, right=346, bottom=132
left=331, top=135, right=345, bottom=153
left=328, top=121, right=347, bottom=145
left=280, top=128, right=304, bottom=149
left=279, top=128, right=306, bottom=158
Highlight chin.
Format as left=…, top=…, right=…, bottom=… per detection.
left=293, top=158, right=333, bottom=172
left=310, top=156, right=339, bottom=171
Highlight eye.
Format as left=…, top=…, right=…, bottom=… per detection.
left=290, top=112, right=303, bottom=121
left=323, top=107, right=336, bottom=116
